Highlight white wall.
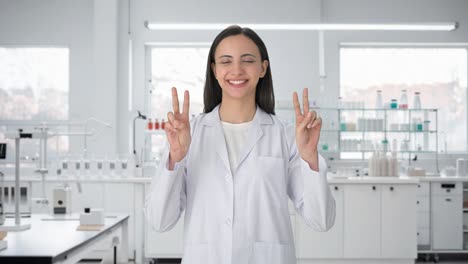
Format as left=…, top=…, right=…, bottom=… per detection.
left=123, top=0, right=468, bottom=158
left=1, top=0, right=468, bottom=160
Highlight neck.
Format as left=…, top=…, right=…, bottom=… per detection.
left=219, top=99, right=256, bottom=124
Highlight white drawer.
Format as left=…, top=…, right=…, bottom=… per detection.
left=417, top=212, right=430, bottom=228
left=417, top=183, right=430, bottom=195
left=431, top=182, right=462, bottom=196
left=417, top=228, right=430, bottom=245
left=416, top=197, right=430, bottom=212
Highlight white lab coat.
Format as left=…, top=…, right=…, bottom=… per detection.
left=144, top=105, right=336, bottom=264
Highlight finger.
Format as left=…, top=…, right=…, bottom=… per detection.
left=293, top=92, right=302, bottom=117
left=306, top=111, right=317, bottom=129
left=172, top=87, right=180, bottom=114
left=182, top=90, right=190, bottom=116
left=311, top=117, right=322, bottom=128
left=299, top=111, right=313, bottom=130
left=167, top=112, right=177, bottom=128
left=164, top=122, right=177, bottom=133
left=303, top=88, right=309, bottom=115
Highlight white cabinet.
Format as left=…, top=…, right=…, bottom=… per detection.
left=296, top=184, right=344, bottom=258
left=416, top=183, right=430, bottom=248
left=431, top=182, right=463, bottom=250
left=344, top=184, right=381, bottom=258
left=296, top=183, right=416, bottom=260
left=381, top=185, right=417, bottom=258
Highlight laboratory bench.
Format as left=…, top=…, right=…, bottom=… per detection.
left=0, top=213, right=129, bottom=264
left=2, top=174, right=468, bottom=263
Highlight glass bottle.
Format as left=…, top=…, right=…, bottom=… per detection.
left=399, top=90, right=408, bottom=109
left=147, top=118, right=153, bottom=130
left=413, top=92, right=421, bottom=109
left=376, top=90, right=383, bottom=109
left=154, top=118, right=160, bottom=130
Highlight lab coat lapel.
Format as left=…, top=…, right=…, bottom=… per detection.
left=201, top=105, right=232, bottom=175
left=235, top=107, right=272, bottom=172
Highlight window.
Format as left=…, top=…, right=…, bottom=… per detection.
left=0, top=47, right=69, bottom=120
left=340, top=47, right=467, bottom=152
left=149, top=46, right=209, bottom=119
left=145, top=45, right=209, bottom=162
left=0, top=47, right=70, bottom=161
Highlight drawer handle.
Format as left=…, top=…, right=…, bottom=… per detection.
left=334, top=186, right=339, bottom=191
left=390, top=186, right=394, bottom=191
left=446, top=198, right=452, bottom=202
left=372, top=186, right=376, bottom=191
left=417, top=201, right=420, bottom=204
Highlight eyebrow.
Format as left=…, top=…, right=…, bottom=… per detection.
left=216, top=54, right=257, bottom=59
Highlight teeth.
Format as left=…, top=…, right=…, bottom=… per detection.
left=229, top=80, right=246, bottom=85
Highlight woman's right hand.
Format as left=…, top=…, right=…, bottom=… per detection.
left=165, top=87, right=191, bottom=170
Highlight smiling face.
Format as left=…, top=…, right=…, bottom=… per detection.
left=211, top=34, right=269, bottom=104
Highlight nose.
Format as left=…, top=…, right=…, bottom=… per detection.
left=230, top=60, right=244, bottom=76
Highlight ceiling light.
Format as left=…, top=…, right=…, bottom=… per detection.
left=145, top=22, right=457, bottom=31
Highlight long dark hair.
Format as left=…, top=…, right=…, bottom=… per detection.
left=203, top=25, right=275, bottom=114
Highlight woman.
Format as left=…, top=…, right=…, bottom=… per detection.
left=144, top=25, right=335, bottom=264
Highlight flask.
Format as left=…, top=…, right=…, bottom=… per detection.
left=376, top=90, right=383, bottom=109
left=413, top=92, right=421, bottom=109
left=399, top=90, right=408, bottom=109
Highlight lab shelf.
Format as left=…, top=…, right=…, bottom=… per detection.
left=339, top=130, right=437, bottom=133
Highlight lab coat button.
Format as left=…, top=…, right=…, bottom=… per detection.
left=225, top=218, right=232, bottom=225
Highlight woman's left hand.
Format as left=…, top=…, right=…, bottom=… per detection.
left=293, top=88, right=322, bottom=171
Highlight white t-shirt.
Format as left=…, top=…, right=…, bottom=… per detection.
left=221, top=120, right=253, bottom=173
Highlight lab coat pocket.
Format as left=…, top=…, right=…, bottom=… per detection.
left=256, top=157, right=288, bottom=208
left=249, top=242, right=295, bottom=264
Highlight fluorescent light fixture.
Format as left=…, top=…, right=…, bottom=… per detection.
left=145, top=22, right=457, bottom=31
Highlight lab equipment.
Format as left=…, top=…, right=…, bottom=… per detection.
left=0, top=143, right=5, bottom=159
left=53, top=187, right=72, bottom=214
left=390, top=99, right=398, bottom=109
left=368, top=150, right=399, bottom=177
left=148, top=118, right=153, bottom=130
left=80, top=208, right=105, bottom=226
left=133, top=111, right=147, bottom=168
left=375, top=90, right=383, bottom=109
left=1, top=129, right=36, bottom=231
left=456, top=159, right=468, bottom=177
left=0, top=171, right=4, bottom=225
left=83, top=117, right=112, bottom=159
left=413, top=92, right=421, bottom=109
left=154, top=118, right=160, bottom=130
left=399, top=90, right=408, bottom=109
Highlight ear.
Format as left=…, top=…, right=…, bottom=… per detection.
left=211, top=62, right=217, bottom=78
left=260, top=60, right=269, bottom=78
